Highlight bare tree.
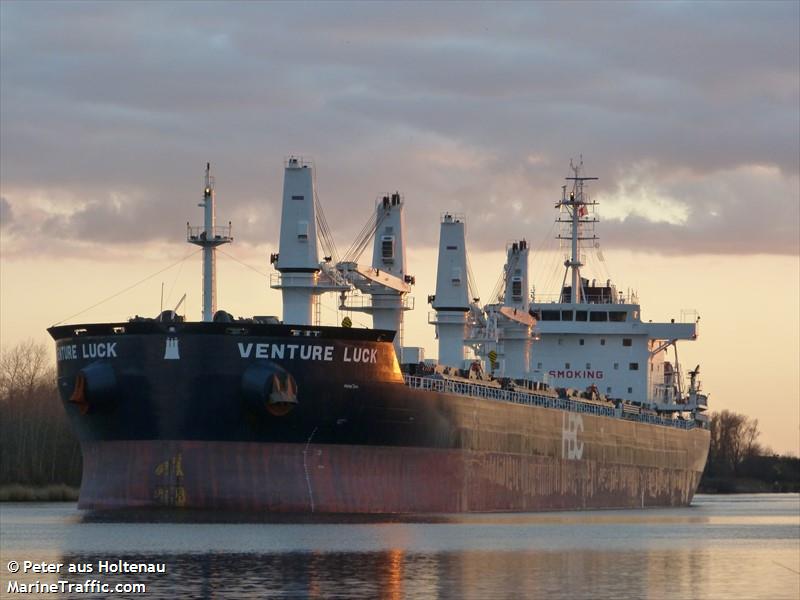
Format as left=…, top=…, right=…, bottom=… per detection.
left=709, top=410, right=762, bottom=476
left=0, top=338, right=51, bottom=399
left=0, top=340, right=82, bottom=487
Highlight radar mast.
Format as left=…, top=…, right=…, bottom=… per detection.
left=556, top=157, right=598, bottom=304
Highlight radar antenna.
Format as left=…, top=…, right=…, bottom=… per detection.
left=556, top=157, right=598, bottom=304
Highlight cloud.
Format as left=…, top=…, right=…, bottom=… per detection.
left=0, top=2, right=797, bottom=259
left=0, top=197, right=12, bottom=229
left=596, top=164, right=800, bottom=255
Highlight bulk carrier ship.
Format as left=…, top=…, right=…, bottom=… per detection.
left=49, top=158, right=709, bottom=512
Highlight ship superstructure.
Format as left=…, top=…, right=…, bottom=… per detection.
left=527, top=160, right=706, bottom=419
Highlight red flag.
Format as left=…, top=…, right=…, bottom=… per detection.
left=578, top=205, right=588, bottom=217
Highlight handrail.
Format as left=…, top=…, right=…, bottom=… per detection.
left=530, top=293, right=639, bottom=305
left=186, top=225, right=232, bottom=240
left=403, top=375, right=696, bottom=430
left=340, top=294, right=415, bottom=311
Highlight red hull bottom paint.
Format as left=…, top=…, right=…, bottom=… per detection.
left=79, top=440, right=702, bottom=512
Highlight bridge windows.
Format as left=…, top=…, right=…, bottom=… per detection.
left=534, top=308, right=630, bottom=323
left=600, top=338, right=606, bottom=346
left=629, top=362, right=639, bottom=370
left=623, top=338, right=632, bottom=347
left=613, top=362, right=619, bottom=370
left=579, top=339, right=585, bottom=346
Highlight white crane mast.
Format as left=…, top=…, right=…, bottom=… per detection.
left=338, top=192, right=413, bottom=356
left=496, top=240, right=534, bottom=379
left=468, top=240, right=535, bottom=380
left=430, top=214, right=470, bottom=368
left=271, top=157, right=348, bottom=325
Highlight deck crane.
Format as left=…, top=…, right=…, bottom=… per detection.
left=337, top=192, right=414, bottom=357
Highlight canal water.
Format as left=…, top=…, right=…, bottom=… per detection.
left=1, top=494, right=798, bottom=599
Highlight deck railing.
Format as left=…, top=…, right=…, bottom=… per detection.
left=403, top=375, right=696, bottom=430
left=186, top=225, right=232, bottom=242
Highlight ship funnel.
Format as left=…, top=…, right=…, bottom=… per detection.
left=431, top=213, right=470, bottom=367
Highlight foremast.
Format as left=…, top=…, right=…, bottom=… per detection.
left=187, top=163, right=232, bottom=322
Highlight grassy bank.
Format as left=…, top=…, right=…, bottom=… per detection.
left=0, top=484, right=79, bottom=502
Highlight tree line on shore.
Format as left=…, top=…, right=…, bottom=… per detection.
left=0, top=340, right=82, bottom=489
left=0, top=340, right=797, bottom=495
left=702, top=410, right=799, bottom=492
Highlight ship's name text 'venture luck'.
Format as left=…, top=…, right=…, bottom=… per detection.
left=237, top=342, right=377, bottom=363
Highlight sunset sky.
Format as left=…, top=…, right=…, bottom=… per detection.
left=1, top=1, right=798, bottom=454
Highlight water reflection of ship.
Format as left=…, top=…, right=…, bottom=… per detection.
left=55, top=547, right=710, bottom=599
